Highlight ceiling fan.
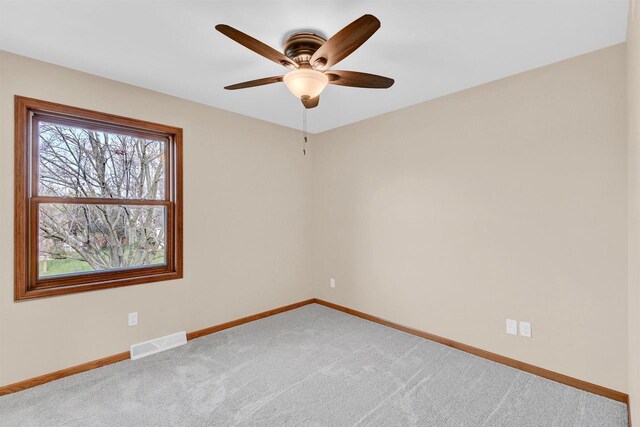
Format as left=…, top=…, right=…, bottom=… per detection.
left=215, top=14, right=394, bottom=109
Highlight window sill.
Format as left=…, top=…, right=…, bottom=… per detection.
left=15, top=271, right=183, bottom=301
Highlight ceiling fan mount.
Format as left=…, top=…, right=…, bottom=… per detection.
left=283, top=32, right=326, bottom=65
left=216, top=15, right=394, bottom=109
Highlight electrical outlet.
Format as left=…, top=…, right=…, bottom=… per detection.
left=519, top=321, right=531, bottom=338
left=330, top=278, right=336, bottom=288
left=128, top=312, right=138, bottom=326
left=506, top=319, right=517, bottom=335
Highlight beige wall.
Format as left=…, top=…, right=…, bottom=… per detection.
left=312, top=45, right=628, bottom=392
left=0, top=51, right=314, bottom=386
left=628, top=0, right=640, bottom=419
left=0, top=42, right=630, bottom=395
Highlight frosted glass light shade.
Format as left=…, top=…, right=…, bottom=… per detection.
left=283, top=69, right=329, bottom=99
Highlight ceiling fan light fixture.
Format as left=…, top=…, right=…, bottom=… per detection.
left=283, top=68, right=328, bottom=100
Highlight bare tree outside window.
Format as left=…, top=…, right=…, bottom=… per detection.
left=37, top=123, right=166, bottom=277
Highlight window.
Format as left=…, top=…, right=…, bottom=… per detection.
left=14, top=96, right=183, bottom=300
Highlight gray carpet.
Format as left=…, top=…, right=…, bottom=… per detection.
left=0, top=304, right=628, bottom=426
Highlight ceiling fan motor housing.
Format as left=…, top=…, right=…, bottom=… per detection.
left=283, top=32, right=326, bottom=66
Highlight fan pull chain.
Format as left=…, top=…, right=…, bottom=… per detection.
left=302, top=106, right=308, bottom=156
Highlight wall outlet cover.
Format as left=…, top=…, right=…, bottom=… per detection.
left=519, top=321, right=532, bottom=338
left=330, top=278, right=336, bottom=288
left=506, top=318, right=518, bottom=335
left=128, top=312, right=138, bottom=326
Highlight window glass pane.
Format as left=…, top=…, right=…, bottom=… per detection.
left=38, top=120, right=166, bottom=199
left=38, top=204, right=166, bottom=278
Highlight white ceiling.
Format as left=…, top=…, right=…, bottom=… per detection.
left=0, top=1, right=629, bottom=133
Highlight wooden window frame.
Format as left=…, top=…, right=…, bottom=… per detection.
left=14, top=96, right=183, bottom=301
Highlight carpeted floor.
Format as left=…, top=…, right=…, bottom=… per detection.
left=0, top=304, right=628, bottom=426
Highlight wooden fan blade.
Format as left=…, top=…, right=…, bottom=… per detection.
left=224, top=75, right=284, bottom=90
left=310, top=15, right=380, bottom=70
left=301, top=96, right=320, bottom=109
left=326, top=70, right=394, bottom=88
left=216, top=24, right=298, bottom=69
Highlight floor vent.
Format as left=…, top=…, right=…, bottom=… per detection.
left=130, top=331, right=187, bottom=360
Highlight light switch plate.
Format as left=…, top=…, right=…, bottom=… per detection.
left=519, top=321, right=532, bottom=338
left=506, top=319, right=517, bottom=335
left=330, top=278, right=336, bottom=288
